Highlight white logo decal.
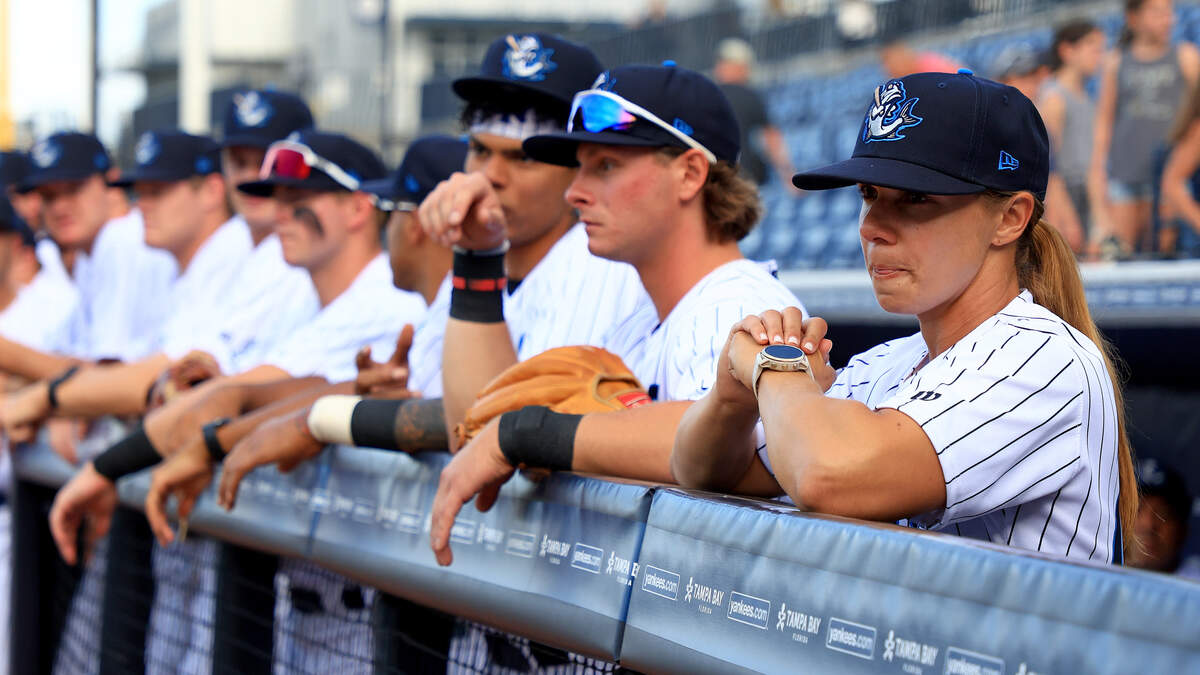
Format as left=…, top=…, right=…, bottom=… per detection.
left=234, top=91, right=273, bottom=128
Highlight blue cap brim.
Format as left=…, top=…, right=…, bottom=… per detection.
left=523, top=130, right=666, bottom=167
left=15, top=167, right=105, bottom=194
left=453, top=76, right=571, bottom=108
left=221, top=134, right=275, bottom=150
left=792, top=157, right=986, bottom=195
left=237, top=174, right=349, bottom=197
left=360, top=177, right=400, bottom=203
left=109, top=167, right=202, bottom=188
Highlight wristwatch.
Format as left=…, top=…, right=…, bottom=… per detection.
left=202, top=417, right=233, bottom=463
left=751, top=344, right=814, bottom=399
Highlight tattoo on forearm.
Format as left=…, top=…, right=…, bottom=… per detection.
left=391, top=398, right=447, bottom=451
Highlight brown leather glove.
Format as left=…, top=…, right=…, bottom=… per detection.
left=454, top=346, right=651, bottom=447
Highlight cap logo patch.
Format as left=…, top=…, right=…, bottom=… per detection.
left=234, top=91, right=274, bottom=128
left=404, top=174, right=420, bottom=193
left=135, top=133, right=160, bottom=166
left=673, top=118, right=694, bottom=136
left=503, top=35, right=557, bottom=82
left=863, top=80, right=923, bottom=143
left=998, top=150, right=1019, bottom=171
left=31, top=140, right=60, bottom=169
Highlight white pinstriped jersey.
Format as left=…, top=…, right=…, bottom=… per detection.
left=258, top=254, right=427, bottom=382
left=760, top=291, right=1120, bottom=563
left=180, top=230, right=319, bottom=373
left=0, top=260, right=81, bottom=354
left=157, top=216, right=253, bottom=357
left=504, top=223, right=649, bottom=360
left=408, top=274, right=450, bottom=398
left=71, top=209, right=178, bottom=361
left=604, top=258, right=805, bottom=402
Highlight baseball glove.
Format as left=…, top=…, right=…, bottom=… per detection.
left=454, top=345, right=652, bottom=447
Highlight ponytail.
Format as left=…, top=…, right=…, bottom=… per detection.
left=1012, top=198, right=1138, bottom=559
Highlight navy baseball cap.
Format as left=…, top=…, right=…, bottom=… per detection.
left=109, top=130, right=222, bottom=187
left=1138, top=458, right=1193, bottom=524
left=0, top=197, right=35, bottom=247
left=0, top=152, right=32, bottom=189
left=15, top=132, right=112, bottom=193
left=237, top=129, right=387, bottom=197
left=523, top=64, right=742, bottom=167
left=221, top=90, right=315, bottom=149
left=792, top=71, right=1049, bottom=200
left=453, top=33, right=603, bottom=113
left=362, top=135, right=468, bottom=211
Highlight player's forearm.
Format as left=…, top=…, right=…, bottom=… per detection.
left=671, top=393, right=761, bottom=491
left=0, top=336, right=78, bottom=381
left=238, top=375, right=332, bottom=414
left=441, top=318, right=517, bottom=441
left=217, top=381, right=353, bottom=450
left=308, top=396, right=447, bottom=451
left=572, top=401, right=693, bottom=483
left=55, top=355, right=170, bottom=417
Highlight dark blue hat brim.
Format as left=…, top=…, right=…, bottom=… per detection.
left=237, top=174, right=349, bottom=197
left=523, top=130, right=667, bottom=167
left=792, top=157, right=987, bottom=195
left=14, top=166, right=106, bottom=194
left=453, top=76, right=571, bottom=108
left=221, top=133, right=275, bottom=150
left=109, top=167, right=202, bottom=187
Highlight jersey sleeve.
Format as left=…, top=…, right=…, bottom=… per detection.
left=875, top=330, right=1089, bottom=529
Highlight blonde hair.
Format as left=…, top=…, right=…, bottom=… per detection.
left=658, top=148, right=762, bottom=243
left=991, top=191, right=1138, bottom=557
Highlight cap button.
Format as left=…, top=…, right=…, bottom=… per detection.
left=662, top=59, right=677, bottom=67
left=957, top=68, right=974, bottom=76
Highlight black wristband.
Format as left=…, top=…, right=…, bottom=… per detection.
left=92, top=425, right=160, bottom=482
left=202, top=417, right=232, bottom=463
left=349, top=399, right=405, bottom=450
left=496, top=406, right=581, bottom=471
left=449, top=249, right=506, bottom=322
left=47, top=365, right=81, bottom=410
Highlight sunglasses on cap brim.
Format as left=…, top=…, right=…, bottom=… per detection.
left=568, top=90, right=717, bottom=164
left=260, top=140, right=361, bottom=191
left=370, top=196, right=418, bottom=213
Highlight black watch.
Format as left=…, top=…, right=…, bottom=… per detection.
left=202, top=417, right=233, bottom=463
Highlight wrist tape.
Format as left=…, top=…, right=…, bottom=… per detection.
left=496, top=406, right=581, bottom=471
left=92, top=425, right=160, bottom=481
left=449, top=249, right=506, bottom=322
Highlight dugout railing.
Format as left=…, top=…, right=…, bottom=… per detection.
left=12, top=438, right=1200, bottom=674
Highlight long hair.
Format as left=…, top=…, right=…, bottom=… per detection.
left=993, top=191, right=1138, bottom=556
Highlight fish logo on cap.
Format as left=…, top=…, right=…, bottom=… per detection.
left=31, top=140, right=60, bottom=169
left=503, top=35, right=558, bottom=82
left=863, top=80, right=923, bottom=143
left=135, top=133, right=160, bottom=166
left=234, top=91, right=274, bottom=128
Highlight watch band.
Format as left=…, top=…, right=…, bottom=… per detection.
left=752, top=345, right=813, bottom=399
left=47, top=365, right=82, bottom=410
left=202, top=417, right=233, bottom=463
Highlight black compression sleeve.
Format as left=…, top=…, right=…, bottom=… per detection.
left=496, top=406, right=581, bottom=471
left=91, top=425, right=161, bottom=481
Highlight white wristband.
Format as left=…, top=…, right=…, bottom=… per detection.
left=306, top=395, right=362, bottom=445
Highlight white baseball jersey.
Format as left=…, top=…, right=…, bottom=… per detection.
left=71, top=209, right=178, bottom=361
left=257, top=254, right=426, bottom=382
left=604, top=258, right=805, bottom=402
left=759, top=290, right=1120, bottom=562
left=180, top=229, right=319, bottom=373
left=35, top=238, right=70, bottom=283
left=408, top=274, right=450, bottom=398
left=504, top=223, right=649, bottom=360
left=157, top=216, right=253, bottom=357
left=0, top=259, right=81, bottom=354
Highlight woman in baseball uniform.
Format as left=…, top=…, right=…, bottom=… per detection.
left=672, top=70, right=1134, bottom=564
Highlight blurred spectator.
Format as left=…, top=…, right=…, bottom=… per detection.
left=0, top=152, right=40, bottom=231
left=1158, top=77, right=1200, bottom=258
left=880, top=38, right=963, bottom=78
left=1090, top=0, right=1199, bottom=260
left=991, top=44, right=1050, bottom=101
left=1129, top=459, right=1200, bottom=581
left=713, top=38, right=796, bottom=188
left=1038, top=19, right=1107, bottom=256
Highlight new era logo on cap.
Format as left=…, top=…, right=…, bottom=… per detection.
left=998, top=151, right=1019, bottom=171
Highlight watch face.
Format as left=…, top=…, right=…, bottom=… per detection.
left=763, top=344, right=805, bottom=360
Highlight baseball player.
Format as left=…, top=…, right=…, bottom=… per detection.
left=429, top=63, right=805, bottom=567
left=673, top=71, right=1131, bottom=564
left=0, top=130, right=252, bottom=437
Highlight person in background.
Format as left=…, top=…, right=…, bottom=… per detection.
left=880, top=38, right=963, bottom=79
left=1038, top=19, right=1107, bottom=256
left=1157, top=73, right=1200, bottom=258
left=1090, top=0, right=1199, bottom=259
left=991, top=44, right=1050, bottom=101
left=1129, top=458, right=1200, bottom=581
left=713, top=38, right=796, bottom=189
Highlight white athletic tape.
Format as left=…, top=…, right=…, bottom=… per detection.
left=469, top=109, right=560, bottom=141
left=306, top=395, right=362, bottom=446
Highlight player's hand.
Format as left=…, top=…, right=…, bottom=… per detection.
left=430, top=419, right=515, bottom=566
left=417, top=172, right=507, bottom=250
left=148, top=352, right=222, bottom=409
left=48, top=462, right=118, bottom=565
left=730, top=310, right=835, bottom=392
left=152, top=386, right=239, bottom=457
left=218, top=411, right=324, bottom=511
left=144, top=439, right=214, bottom=547
left=1, top=380, right=52, bottom=442
left=355, top=325, right=422, bottom=399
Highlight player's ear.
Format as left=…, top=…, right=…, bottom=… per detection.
left=347, top=191, right=375, bottom=233
left=677, top=149, right=709, bottom=203
left=991, top=191, right=1035, bottom=247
